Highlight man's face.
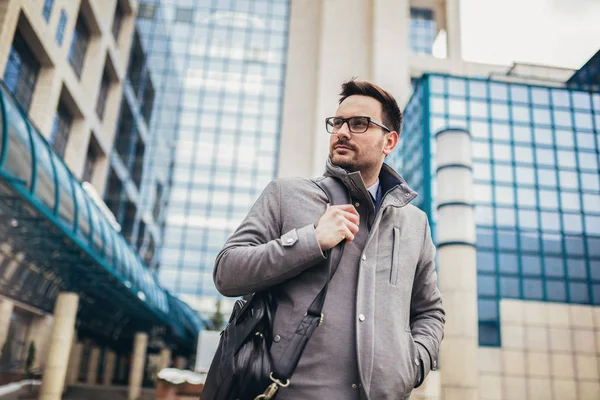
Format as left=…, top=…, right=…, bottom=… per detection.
left=329, top=95, right=397, bottom=174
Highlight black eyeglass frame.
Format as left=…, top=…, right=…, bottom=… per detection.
left=325, top=116, right=391, bottom=134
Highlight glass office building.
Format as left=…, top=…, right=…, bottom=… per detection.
left=391, top=73, right=600, bottom=347
left=135, top=0, right=291, bottom=316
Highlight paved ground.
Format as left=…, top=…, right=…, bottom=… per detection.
left=9, top=384, right=156, bottom=400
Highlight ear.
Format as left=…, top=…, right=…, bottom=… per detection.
left=382, top=131, right=399, bottom=156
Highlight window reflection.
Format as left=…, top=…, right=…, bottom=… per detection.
left=518, top=209, right=538, bottom=230
left=546, top=280, right=566, bottom=301
left=522, top=255, right=541, bottom=276
left=540, top=211, right=560, bottom=231
left=523, top=278, right=543, bottom=299
left=516, top=166, right=535, bottom=186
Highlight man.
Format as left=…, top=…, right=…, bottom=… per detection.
left=214, top=79, right=444, bottom=399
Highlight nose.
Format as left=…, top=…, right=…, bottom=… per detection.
left=335, top=121, right=352, bottom=139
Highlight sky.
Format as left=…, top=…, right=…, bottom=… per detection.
left=461, top=0, right=600, bottom=69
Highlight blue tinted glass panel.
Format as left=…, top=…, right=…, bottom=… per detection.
left=523, top=278, right=543, bottom=300
left=570, top=282, right=589, bottom=303
left=546, top=280, right=567, bottom=301
left=522, top=255, right=541, bottom=276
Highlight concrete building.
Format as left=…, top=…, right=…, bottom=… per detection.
left=0, top=1, right=201, bottom=399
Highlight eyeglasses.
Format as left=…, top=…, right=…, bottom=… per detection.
left=325, top=116, right=391, bottom=134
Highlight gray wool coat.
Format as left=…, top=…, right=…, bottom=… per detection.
left=214, top=159, right=445, bottom=399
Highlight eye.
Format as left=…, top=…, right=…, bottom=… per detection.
left=332, top=118, right=344, bottom=128
left=350, top=118, right=368, bottom=130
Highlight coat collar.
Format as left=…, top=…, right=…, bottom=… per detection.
left=323, top=158, right=418, bottom=207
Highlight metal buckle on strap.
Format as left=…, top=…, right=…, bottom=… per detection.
left=254, top=373, right=290, bottom=400
left=304, top=312, right=325, bottom=327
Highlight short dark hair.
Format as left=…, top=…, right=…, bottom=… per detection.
left=339, top=79, right=402, bottom=134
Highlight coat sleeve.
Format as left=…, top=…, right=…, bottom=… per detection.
left=410, top=216, right=445, bottom=384
left=213, top=179, right=326, bottom=297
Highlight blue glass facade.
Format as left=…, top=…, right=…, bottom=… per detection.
left=392, top=73, right=600, bottom=346
left=135, top=0, right=290, bottom=316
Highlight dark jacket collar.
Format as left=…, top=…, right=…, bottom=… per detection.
left=323, top=158, right=418, bottom=207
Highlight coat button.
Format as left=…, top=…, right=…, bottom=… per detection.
left=358, top=314, right=365, bottom=322
left=352, top=383, right=357, bottom=389
left=354, top=202, right=360, bottom=207
left=433, top=360, right=437, bottom=369
left=414, top=358, right=420, bottom=366
left=361, top=254, right=366, bottom=261
left=286, top=238, right=294, bottom=244
left=273, top=335, right=281, bottom=343
left=404, top=193, right=410, bottom=197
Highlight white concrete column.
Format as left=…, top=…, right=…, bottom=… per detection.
left=39, top=293, right=79, bottom=400
left=103, top=350, right=117, bottom=386
left=277, top=0, right=322, bottom=179
left=86, top=346, right=101, bottom=385
left=445, top=0, right=463, bottom=61
left=174, top=356, right=187, bottom=370
left=311, top=0, right=373, bottom=176
left=435, top=129, right=478, bottom=400
left=0, top=298, right=14, bottom=356
left=66, top=341, right=83, bottom=386
left=159, top=348, right=171, bottom=371
left=373, top=0, right=411, bottom=107
left=128, top=333, right=148, bottom=400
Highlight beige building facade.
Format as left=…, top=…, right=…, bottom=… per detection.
left=277, top=1, right=599, bottom=400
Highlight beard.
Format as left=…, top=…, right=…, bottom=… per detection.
left=329, top=137, right=383, bottom=173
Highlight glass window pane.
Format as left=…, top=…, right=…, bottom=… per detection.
left=478, top=299, right=498, bottom=321
left=543, top=233, right=563, bottom=254
left=496, top=208, right=515, bottom=227
left=497, top=231, right=517, bottom=251
left=557, top=150, right=577, bottom=168
left=500, top=277, right=520, bottom=298
left=570, top=282, right=589, bottom=304
left=494, top=165, right=513, bottom=183
left=477, top=228, right=495, bottom=248
left=477, top=251, right=495, bottom=272
left=476, top=206, right=494, bottom=226
left=565, top=236, right=585, bottom=256
left=516, top=166, right=535, bottom=186
left=546, top=280, right=566, bottom=301
left=518, top=209, right=538, bottom=230
left=514, top=146, right=534, bottom=164
left=539, top=190, right=558, bottom=209
left=479, top=323, right=500, bottom=346
left=510, top=85, right=528, bottom=103
left=545, top=257, right=564, bottom=278
left=590, top=261, right=600, bottom=280
left=583, top=194, right=600, bottom=213
left=522, top=254, right=541, bottom=276
left=567, top=259, right=587, bottom=279
left=561, top=192, right=581, bottom=212
left=517, top=188, right=537, bottom=207
left=520, top=232, right=540, bottom=252
left=562, top=213, right=583, bottom=234
left=478, top=275, right=497, bottom=296
left=537, top=168, right=557, bottom=187
left=558, top=171, right=579, bottom=190
left=495, top=186, right=514, bottom=206
left=498, top=253, right=518, bottom=274
left=513, top=125, right=532, bottom=143
left=523, top=278, right=543, bottom=300
left=555, top=129, right=574, bottom=148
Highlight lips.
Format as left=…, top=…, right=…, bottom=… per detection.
left=334, top=144, right=355, bottom=151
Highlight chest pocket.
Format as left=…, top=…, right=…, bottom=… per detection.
left=391, top=227, right=402, bottom=286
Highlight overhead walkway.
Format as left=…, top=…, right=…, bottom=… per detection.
left=0, top=82, right=202, bottom=352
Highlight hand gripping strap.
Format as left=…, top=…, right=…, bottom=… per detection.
left=273, top=177, right=350, bottom=379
